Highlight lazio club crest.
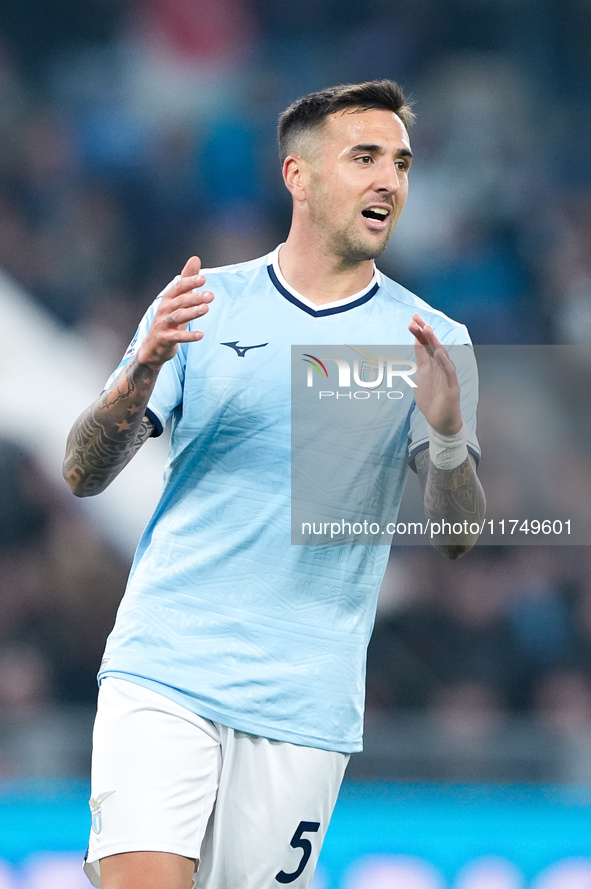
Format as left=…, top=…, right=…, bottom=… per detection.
left=89, top=790, right=116, bottom=834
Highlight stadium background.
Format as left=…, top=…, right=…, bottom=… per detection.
left=0, top=0, right=591, bottom=886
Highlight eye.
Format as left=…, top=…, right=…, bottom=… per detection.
left=355, top=154, right=374, bottom=165
left=396, top=158, right=410, bottom=172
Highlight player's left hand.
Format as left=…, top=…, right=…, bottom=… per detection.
left=408, top=313, right=463, bottom=435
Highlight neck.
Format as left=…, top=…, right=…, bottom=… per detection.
left=278, top=231, right=376, bottom=306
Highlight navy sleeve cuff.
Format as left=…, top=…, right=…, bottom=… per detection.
left=145, top=406, right=164, bottom=437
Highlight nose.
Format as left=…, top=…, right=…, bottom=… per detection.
left=376, top=161, right=401, bottom=196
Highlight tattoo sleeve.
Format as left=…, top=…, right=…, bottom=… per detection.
left=414, top=447, right=486, bottom=559
left=63, top=357, right=159, bottom=497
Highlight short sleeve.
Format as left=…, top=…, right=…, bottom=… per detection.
left=408, top=342, right=481, bottom=469
left=102, top=285, right=186, bottom=436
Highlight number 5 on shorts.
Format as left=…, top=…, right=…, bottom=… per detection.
left=275, top=820, right=321, bottom=884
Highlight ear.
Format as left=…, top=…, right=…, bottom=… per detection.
left=282, top=155, right=308, bottom=202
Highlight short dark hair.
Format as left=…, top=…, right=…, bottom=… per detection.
left=277, top=79, right=415, bottom=163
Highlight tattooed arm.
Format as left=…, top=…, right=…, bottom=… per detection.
left=414, top=449, right=485, bottom=559
left=408, top=312, right=485, bottom=558
left=63, top=256, right=214, bottom=497
left=63, top=359, right=159, bottom=496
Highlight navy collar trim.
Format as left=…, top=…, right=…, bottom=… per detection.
left=267, top=257, right=380, bottom=318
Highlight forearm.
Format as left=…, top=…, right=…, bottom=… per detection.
left=415, top=448, right=486, bottom=559
left=63, top=357, right=158, bottom=497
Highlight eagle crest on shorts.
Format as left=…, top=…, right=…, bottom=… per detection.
left=89, top=790, right=116, bottom=834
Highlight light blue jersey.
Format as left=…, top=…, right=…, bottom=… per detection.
left=99, top=246, right=479, bottom=753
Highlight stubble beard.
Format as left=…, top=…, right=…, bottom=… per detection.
left=308, top=200, right=393, bottom=267
left=305, top=167, right=395, bottom=266
left=330, top=225, right=392, bottom=267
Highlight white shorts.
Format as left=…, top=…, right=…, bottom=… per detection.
left=84, top=678, right=349, bottom=889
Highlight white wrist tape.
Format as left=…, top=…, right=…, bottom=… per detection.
left=428, top=423, right=469, bottom=470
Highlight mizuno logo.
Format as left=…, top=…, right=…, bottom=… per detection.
left=221, top=341, right=268, bottom=357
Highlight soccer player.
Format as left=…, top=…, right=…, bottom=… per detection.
left=63, top=80, right=485, bottom=889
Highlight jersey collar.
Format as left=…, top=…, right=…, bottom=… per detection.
left=266, top=245, right=381, bottom=318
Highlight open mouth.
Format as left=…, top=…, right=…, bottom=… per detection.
left=361, top=207, right=390, bottom=223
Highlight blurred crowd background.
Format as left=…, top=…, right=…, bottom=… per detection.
left=1, top=0, right=591, bottom=782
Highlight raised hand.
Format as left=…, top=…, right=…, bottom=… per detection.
left=408, top=312, right=462, bottom=436
left=138, top=256, right=214, bottom=369
left=64, top=257, right=214, bottom=496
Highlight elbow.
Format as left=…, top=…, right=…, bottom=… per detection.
left=62, top=463, right=100, bottom=498
left=437, top=541, right=476, bottom=560
left=66, top=482, right=104, bottom=498
left=432, top=533, right=480, bottom=560
left=68, top=484, right=94, bottom=499
left=63, top=474, right=88, bottom=498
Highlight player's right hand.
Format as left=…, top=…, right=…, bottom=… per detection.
left=137, top=256, right=214, bottom=369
